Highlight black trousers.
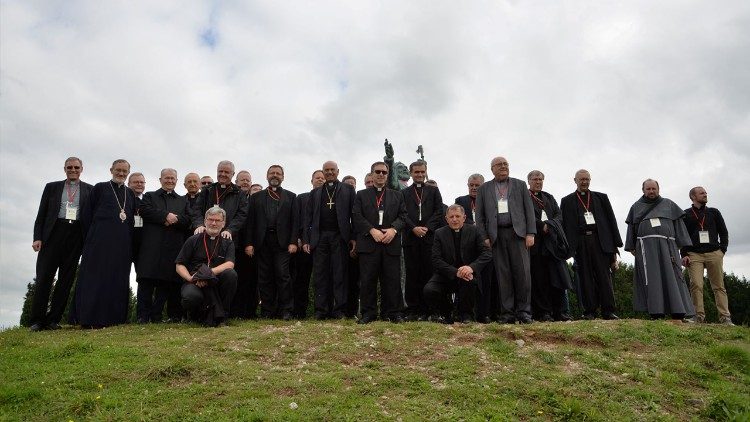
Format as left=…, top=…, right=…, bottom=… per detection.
left=181, top=269, right=238, bottom=322
left=313, top=231, right=348, bottom=317
left=257, top=232, right=293, bottom=317
left=292, top=249, right=313, bottom=318
left=575, top=232, right=616, bottom=315
left=530, top=250, right=564, bottom=318
left=474, top=262, right=498, bottom=320
left=231, top=250, right=259, bottom=318
left=493, top=227, right=532, bottom=320
left=359, top=247, right=403, bottom=319
left=423, top=275, right=476, bottom=318
left=346, top=255, right=360, bottom=317
left=403, top=237, right=433, bottom=316
left=31, top=219, right=83, bottom=326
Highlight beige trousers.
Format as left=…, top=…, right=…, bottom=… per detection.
left=687, top=250, right=730, bottom=319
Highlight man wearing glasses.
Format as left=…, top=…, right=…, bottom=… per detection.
left=352, top=161, right=408, bottom=324
left=30, top=157, right=93, bottom=331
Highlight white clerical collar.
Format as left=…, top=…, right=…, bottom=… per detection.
left=209, top=236, right=217, bottom=240
left=453, top=229, right=460, bottom=233
left=376, top=187, right=383, bottom=192
left=270, top=186, right=277, bottom=191
left=416, top=183, right=422, bottom=188
left=328, top=182, right=334, bottom=187
left=220, top=184, right=227, bottom=189
left=67, top=180, right=78, bottom=185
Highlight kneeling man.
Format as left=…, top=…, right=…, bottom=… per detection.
left=424, top=205, right=492, bottom=323
left=176, top=206, right=238, bottom=326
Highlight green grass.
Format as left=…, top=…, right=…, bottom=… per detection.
left=1, top=319, right=748, bottom=421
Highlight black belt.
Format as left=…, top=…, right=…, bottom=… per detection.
left=582, top=230, right=594, bottom=236
left=58, top=218, right=79, bottom=224
left=267, top=228, right=277, bottom=232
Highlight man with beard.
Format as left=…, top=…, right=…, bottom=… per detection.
left=230, top=169, right=258, bottom=319
left=30, top=157, right=93, bottom=331
left=72, top=159, right=135, bottom=328
left=183, top=173, right=201, bottom=209
left=680, top=186, right=733, bottom=325
left=352, top=161, right=408, bottom=324
left=303, top=161, right=356, bottom=319
left=625, top=179, right=695, bottom=321
left=424, top=205, right=492, bottom=324
left=560, top=169, right=622, bottom=320
left=292, top=170, right=325, bottom=318
left=245, top=165, right=298, bottom=320
left=177, top=206, right=237, bottom=327
left=136, top=168, right=191, bottom=323
left=401, top=160, right=444, bottom=321
left=475, top=156, right=536, bottom=324
left=527, top=170, right=573, bottom=322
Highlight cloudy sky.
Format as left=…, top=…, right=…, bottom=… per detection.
left=1, top=1, right=748, bottom=328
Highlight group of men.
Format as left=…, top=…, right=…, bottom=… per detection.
left=28, top=155, right=734, bottom=330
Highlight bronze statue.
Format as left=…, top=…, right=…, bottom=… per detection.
left=383, top=139, right=411, bottom=190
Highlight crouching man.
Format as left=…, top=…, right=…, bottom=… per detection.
left=176, top=206, right=238, bottom=326
left=423, top=204, right=492, bottom=323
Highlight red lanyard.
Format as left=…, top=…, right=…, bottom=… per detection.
left=66, top=182, right=79, bottom=203
left=691, top=207, right=706, bottom=230
left=203, top=234, right=220, bottom=266
left=375, top=189, right=386, bottom=209
left=529, top=190, right=545, bottom=208
left=267, top=188, right=280, bottom=201
left=215, top=186, right=230, bottom=205
left=413, top=186, right=422, bottom=205
left=576, top=192, right=590, bottom=212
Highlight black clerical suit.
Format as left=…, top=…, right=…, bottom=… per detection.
left=132, top=195, right=144, bottom=266
left=135, top=188, right=190, bottom=322
left=401, top=183, right=444, bottom=319
left=31, top=179, right=93, bottom=328
left=292, top=191, right=313, bottom=318
left=304, top=180, right=355, bottom=318
left=529, top=190, right=571, bottom=320
left=176, top=233, right=238, bottom=326
left=191, top=182, right=249, bottom=239
left=352, top=186, right=408, bottom=321
left=423, top=224, right=492, bottom=320
left=245, top=187, right=298, bottom=318
left=231, top=191, right=259, bottom=319
left=560, top=190, right=622, bottom=318
left=475, top=177, right=536, bottom=322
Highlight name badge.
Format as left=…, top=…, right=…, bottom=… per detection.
left=699, top=230, right=709, bottom=243
left=65, top=203, right=78, bottom=220
left=134, top=215, right=143, bottom=228
left=541, top=210, right=548, bottom=221
left=497, top=199, right=508, bottom=214
left=378, top=210, right=384, bottom=226
left=584, top=211, right=595, bottom=225
left=649, top=218, right=661, bottom=227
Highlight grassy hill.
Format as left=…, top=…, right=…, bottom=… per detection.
left=1, top=319, right=748, bottom=421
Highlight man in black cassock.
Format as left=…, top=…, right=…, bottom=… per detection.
left=560, top=169, right=622, bottom=320
left=424, top=205, right=492, bottom=323
left=293, top=170, right=325, bottom=318
left=230, top=170, right=258, bottom=319
left=303, top=161, right=356, bottom=319
left=71, top=159, right=135, bottom=328
left=352, top=161, right=408, bottom=324
left=30, top=156, right=93, bottom=331
left=527, top=170, right=573, bottom=322
left=176, top=206, right=237, bottom=327
left=135, top=168, right=190, bottom=323
left=401, top=160, right=444, bottom=321
left=128, top=172, right=146, bottom=267
left=244, top=165, right=298, bottom=320
left=625, top=179, right=694, bottom=320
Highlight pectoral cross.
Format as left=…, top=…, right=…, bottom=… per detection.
left=327, top=201, right=335, bottom=209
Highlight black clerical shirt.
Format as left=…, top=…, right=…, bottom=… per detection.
left=176, top=233, right=235, bottom=274
left=320, top=181, right=339, bottom=231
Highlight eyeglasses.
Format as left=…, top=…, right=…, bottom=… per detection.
left=206, top=218, right=224, bottom=224
left=202, top=182, right=212, bottom=186
left=373, top=170, right=388, bottom=175
left=66, top=166, right=81, bottom=170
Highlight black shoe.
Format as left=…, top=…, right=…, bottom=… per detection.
left=357, top=315, right=376, bottom=325
left=331, top=312, right=346, bottom=320
left=497, top=317, right=516, bottom=324
left=602, top=313, right=619, bottom=320
left=137, top=318, right=149, bottom=324
left=518, top=317, right=534, bottom=324
left=582, top=313, right=596, bottom=320
left=554, top=313, right=572, bottom=322
left=459, top=314, right=473, bottom=324
left=282, top=312, right=293, bottom=321
left=477, top=316, right=492, bottom=324
left=388, top=315, right=405, bottom=324
left=314, top=313, right=328, bottom=321
left=29, top=323, right=45, bottom=332
left=538, top=314, right=554, bottom=322
left=46, top=322, right=62, bottom=330
left=417, top=314, right=429, bottom=322
left=402, top=314, right=420, bottom=322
